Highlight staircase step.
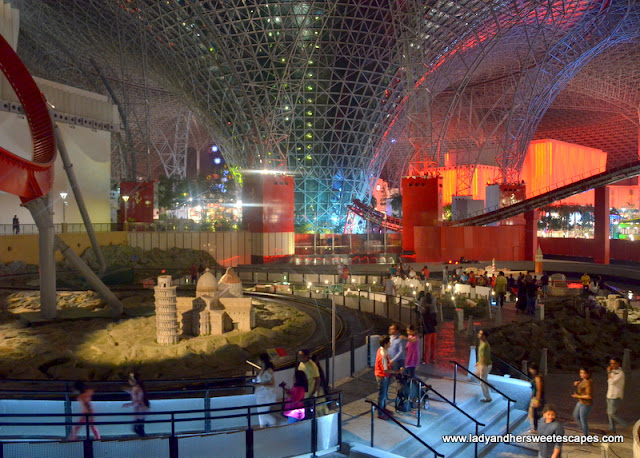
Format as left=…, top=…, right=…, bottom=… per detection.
left=348, top=444, right=404, bottom=458
left=387, top=397, right=529, bottom=457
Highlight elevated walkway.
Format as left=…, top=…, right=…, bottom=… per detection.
left=449, top=159, right=640, bottom=227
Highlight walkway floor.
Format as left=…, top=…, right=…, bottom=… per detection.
left=334, top=298, right=638, bottom=457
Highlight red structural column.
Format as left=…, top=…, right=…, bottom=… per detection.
left=524, top=211, right=537, bottom=261
left=593, top=186, right=610, bottom=264
left=401, top=176, right=442, bottom=252
left=242, top=174, right=295, bottom=263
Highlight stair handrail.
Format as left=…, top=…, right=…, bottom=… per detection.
left=450, top=360, right=516, bottom=435
left=409, top=376, right=485, bottom=458
left=409, top=375, right=485, bottom=427
left=364, top=399, right=444, bottom=458
left=490, top=352, right=532, bottom=382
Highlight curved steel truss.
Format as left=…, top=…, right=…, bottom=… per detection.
left=11, top=0, right=640, bottom=230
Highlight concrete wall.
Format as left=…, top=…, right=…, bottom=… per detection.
left=0, top=232, right=127, bottom=264
left=1, top=230, right=256, bottom=267
left=127, top=231, right=252, bottom=267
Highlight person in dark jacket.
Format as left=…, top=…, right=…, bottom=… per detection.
left=419, top=292, right=437, bottom=364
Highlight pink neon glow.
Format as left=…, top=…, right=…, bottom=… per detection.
left=372, top=1, right=610, bottom=172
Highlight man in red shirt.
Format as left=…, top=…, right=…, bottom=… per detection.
left=421, top=265, right=430, bottom=281
left=375, top=335, right=401, bottom=419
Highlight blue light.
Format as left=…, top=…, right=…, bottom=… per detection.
left=211, top=145, right=219, bottom=153
left=214, top=157, right=222, bottom=164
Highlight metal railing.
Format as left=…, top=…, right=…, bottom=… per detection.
left=450, top=360, right=516, bottom=435
left=364, top=399, right=443, bottom=458
left=0, top=375, right=255, bottom=397
left=490, top=352, right=532, bottom=382
left=0, top=392, right=341, bottom=458
left=413, top=376, right=485, bottom=458
left=0, top=223, right=119, bottom=235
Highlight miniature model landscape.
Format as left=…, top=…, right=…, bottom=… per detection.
left=488, top=296, right=640, bottom=371
left=0, top=248, right=315, bottom=381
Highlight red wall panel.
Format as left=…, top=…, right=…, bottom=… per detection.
left=402, top=176, right=442, bottom=252
left=242, top=174, right=294, bottom=233
left=415, top=226, right=525, bottom=262
left=120, top=181, right=155, bottom=224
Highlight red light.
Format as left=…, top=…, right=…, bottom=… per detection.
left=161, top=269, right=166, bottom=273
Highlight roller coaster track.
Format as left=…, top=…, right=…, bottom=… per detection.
left=347, top=199, right=403, bottom=232
left=448, top=159, right=640, bottom=227
left=0, top=33, right=55, bottom=203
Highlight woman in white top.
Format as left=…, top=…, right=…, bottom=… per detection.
left=254, top=353, right=278, bottom=427
left=123, top=372, right=150, bottom=437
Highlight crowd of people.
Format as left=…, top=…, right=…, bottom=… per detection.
left=525, top=356, right=629, bottom=457
left=67, top=350, right=331, bottom=440
left=384, top=261, right=430, bottom=282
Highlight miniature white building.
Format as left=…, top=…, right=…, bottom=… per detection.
left=219, top=267, right=244, bottom=297
left=154, top=275, right=180, bottom=345
left=175, top=268, right=254, bottom=336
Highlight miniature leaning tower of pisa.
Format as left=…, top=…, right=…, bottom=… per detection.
left=154, top=275, right=180, bottom=345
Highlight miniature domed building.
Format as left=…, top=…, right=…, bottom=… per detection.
left=219, top=267, right=243, bottom=297
left=171, top=267, right=253, bottom=336
left=196, top=268, right=218, bottom=296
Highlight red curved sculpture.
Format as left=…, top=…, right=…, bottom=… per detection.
left=0, top=33, right=55, bottom=203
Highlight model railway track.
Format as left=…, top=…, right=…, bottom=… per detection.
left=245, top=291, right=347, bottom=361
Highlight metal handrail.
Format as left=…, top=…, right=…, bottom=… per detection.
left=409, top=376, right=484, bottom=458
left=412, top=376, right=485, bottom=427
left=490, top=352, right=532, bottom=382
left=0, top=391, right=341, bottom=436
left=0, top=374, right=252, bottom=388
left=450, top=360, right=516, bottom=435
left=364, top=400, right=443, bottom=458
left=0, top=385, right=256, bottom=401
left=450, top=360, right=516, bottom=403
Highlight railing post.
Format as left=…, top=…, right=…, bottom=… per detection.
left=83, top=435, right=94, bottom=458
left=204, top=389, right=211, bottom=432
left=325, top=355, right=330, bottom=390
left=338, top=392, right=343, bottom=452
left=370, top=403, right=375, bottom=448
left=84, top=413, right=91, bottom=445
left=350, top=336, right=355, bottom=376
left=246, top=407, right=254, bottom=458
left=64, top=385, right=72, bottom=438
left=169, top=413, right=179, bottom=458
left=416, top=380, right=421, bottom=428
left=453, top=364, right=457, bottom=405
left=311, top=398, right=318, bottom=457
left=474, top=422, right=479, bottom=458
left=506, top=400, right=511, bottom=434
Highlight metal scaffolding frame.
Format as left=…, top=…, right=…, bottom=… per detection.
left=10, top=0, right=640, bottom=231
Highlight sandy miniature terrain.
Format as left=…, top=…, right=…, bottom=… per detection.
left=0, top=292, right=314, bottom=381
